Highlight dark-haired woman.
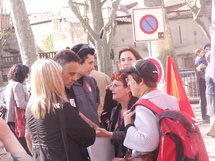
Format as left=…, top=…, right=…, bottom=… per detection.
left=4, top=64, right=30, bottom=154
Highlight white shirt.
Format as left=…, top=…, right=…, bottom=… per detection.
left=123, top=89, right=179, bottom=156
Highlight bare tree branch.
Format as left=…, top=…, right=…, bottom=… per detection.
left=186, top=0, right=201, bottom=20
left=195, top=17, right=211, bottom=41
left=68, top=0, right=97, bottom=39
left=87, top=34, right=95, bottom=46
left=68, top=0, right=117, bottom=74
left=185, top=0, right=192, bottom=8
left=99, top=0, right=121, bottom=39
left=101, top=0, right=107, bottom=6
left=185, top=0, right=211, bottom=41
left=107, top=20, right=116, bottom=50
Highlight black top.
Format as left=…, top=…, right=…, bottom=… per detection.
left=109, top=96, right=138, bottom=157
left=26, top=102, right=95, bottom=161
left=71, top=76, right=100, bottom=125
left=101, top=88, right=117, bottom=129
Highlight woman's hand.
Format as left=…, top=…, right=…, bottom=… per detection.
left=123, top=109, right=135, bottom=126
left=96, top=128, right=112, bottom=138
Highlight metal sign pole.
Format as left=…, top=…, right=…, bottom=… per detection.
left=148, top=41, right=152, bottom=57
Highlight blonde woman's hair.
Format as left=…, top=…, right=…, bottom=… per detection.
left=28, top=59, right=68, bottom=119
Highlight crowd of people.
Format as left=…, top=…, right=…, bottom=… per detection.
left=194, top=44, right=215, bottom=138
left=1, top=43, right=213, bottom=161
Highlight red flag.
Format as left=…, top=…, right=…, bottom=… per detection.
left=166, top=56, right=195, bottom=118
left=166, top=56, right=209, bottom=161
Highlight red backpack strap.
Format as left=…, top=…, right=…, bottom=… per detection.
left=131, top=98, right=164, bottom=115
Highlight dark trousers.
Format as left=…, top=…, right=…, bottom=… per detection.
left=7, top=122, right=31, bottom=155
left=199, top=78, right=210, bottom=121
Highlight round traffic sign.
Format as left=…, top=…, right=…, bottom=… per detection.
left=139, top=15, right=158, bottom=34
left=144, top=57, right=163, bottom=85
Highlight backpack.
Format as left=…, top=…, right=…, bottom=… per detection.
left=0, top=91, right=6, bottom=118
left=132, top=98, right=209, bottom=161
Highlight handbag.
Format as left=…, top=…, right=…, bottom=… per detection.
left=112, top=149, right=154, bottom=161
left=13, top=91, right=26, bottom=138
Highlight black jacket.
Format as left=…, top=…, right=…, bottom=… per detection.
left=26, top=102, right=95, bottom=161
left=109, top=97, right=138, bottom=157
left=101, top=88, right=117, bottom=129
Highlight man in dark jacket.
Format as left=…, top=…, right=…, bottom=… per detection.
left=71, top=44, right=100, bottom=126
left=53, top=49, right=95, bottom=161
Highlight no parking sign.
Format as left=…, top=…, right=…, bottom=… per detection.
left=132, top=7, right=165, bottom=42
left=144, top=57, right=164, bottom=85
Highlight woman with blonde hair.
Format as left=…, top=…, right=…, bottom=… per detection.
left=25, top=59, right=95, bottom=161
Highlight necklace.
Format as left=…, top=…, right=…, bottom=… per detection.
left=141, top=87, right=157, bottom=97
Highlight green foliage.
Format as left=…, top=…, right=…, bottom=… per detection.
left=41, top=34, right=54, bottom=52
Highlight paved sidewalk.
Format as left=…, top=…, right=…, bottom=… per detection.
left=191, top=103, right=215, bottom=161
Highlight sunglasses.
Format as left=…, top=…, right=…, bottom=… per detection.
left=110, top=83, right=124, bottom=89
left=133, top=65, right=141, bottom=75
left=77, top=44, right=92, bottom=56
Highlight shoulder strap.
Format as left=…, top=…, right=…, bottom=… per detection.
left=131, top=98, right=164, bottom=115
left=59, top=105, right=70, bottom=161
left=160, top=110, right=193, bottom=132
left=12, top=85, right=18, bottom=108
left=132, top=99, right=195, bottom=133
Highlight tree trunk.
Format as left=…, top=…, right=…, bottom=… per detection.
left=89, top=0, right=105, bottom=72
left=142, top=0, right=177, bottom=90
left=9, top=0, right=38, bottom=67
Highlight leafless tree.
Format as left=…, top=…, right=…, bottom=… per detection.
left=185, top=0, right=211, bottom=42
left=68, top=0, right=121, bottom=75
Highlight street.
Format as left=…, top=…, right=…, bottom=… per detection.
left=191, top=103, right=215, bottom=161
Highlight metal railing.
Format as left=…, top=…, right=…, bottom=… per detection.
left=0, top=53, right=200, bottom=101
left=0, top=55, right=22, bottom=68
left=0, top=52, right=58, bottom=68
left=38, top=52, right=57, bottom=58
left=179, top=68, right=199, bottom=100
